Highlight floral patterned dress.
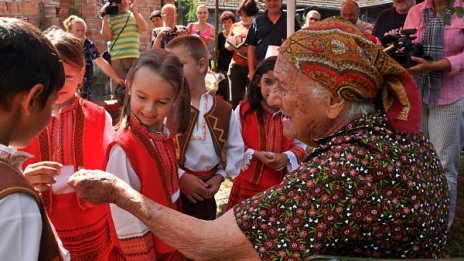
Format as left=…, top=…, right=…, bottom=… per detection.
left=234, top=112, right=449, bottom=260
left=82, top=38, right=100, bottom=100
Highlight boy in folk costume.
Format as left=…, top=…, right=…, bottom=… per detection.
left=21, top=28, right=123, bottom=260
left=0, top=18, right=69, bottom=260
left=107, top=49, right=190, bottom=260
left=167, top=35, right=245, bottom=220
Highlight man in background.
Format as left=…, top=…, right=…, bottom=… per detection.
left=340, top=0, right=373, bottom=35
left=373, top=0, right=416, bottom=46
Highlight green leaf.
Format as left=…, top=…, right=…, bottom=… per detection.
left=456, top=7, right=464, bottom=18
left=443, top=14, right=452, bottom=25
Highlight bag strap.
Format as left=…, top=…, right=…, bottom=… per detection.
left=109, top=12, right=131, bottom=51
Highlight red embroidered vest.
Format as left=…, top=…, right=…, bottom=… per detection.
left=0, top=162, right=63, bottom=261
left=112, top=115, right=180, bottom=258
left=175, top=96, right=232, bottom=169
left=21, top=98, right=123, bottom=261
left=240, top=101, right=306, bottom=184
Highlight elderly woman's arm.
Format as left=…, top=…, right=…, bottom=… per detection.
left=69, top=170, right=259, bottom=260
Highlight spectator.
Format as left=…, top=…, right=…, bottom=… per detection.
left=216, top=10, right=236, bottom=102
left=149, top=10, right=163, bottom=28
left=340, top=0, right=373, bottom=35
left=373, top=0, right=416, bottom=46
left=100, top=0, right=148, bottom=96
left=187, top=5, right=216, bottom=59
left=245, top=0, right=301, bottom=80
left=404, top=0, right=464, bottom=230
left=226, top=0, right=260, bottom=108
left=152, top=4, right=187, bottom=49
left=70, top=18, right=449, bottom=260
left=303, top=10, right=321, bottom=28
left=63, top=15, right=124, bottom=100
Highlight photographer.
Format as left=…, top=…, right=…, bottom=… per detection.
left=404, top=0, right=464, bottom=230
left=373, top=0, right=415, bottom=45
left=100, top=0, right=148, bottom=95
left=152, top=4, right=187, bottom=49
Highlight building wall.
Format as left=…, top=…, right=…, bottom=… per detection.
left=0, top=0, right=173, bottom=53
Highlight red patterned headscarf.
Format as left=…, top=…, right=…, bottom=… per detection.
left=279, top=17, right=421, bottom=133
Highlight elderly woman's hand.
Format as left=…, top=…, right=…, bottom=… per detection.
left=68, top=169, right=125, bottom=205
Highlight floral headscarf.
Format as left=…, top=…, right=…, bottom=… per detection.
left=279, top=17, right=422, bottom=133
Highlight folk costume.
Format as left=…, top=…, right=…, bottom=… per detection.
left=0, top=144, right=69, bottom=261
left=22, top=97, right=122, bottom=261
left=234, top=18, right=448, bottom=259
left=176, top=92, right=244, bottom=220
left=226, top=101, right=306, bottom=210
left=107, top=114, right=183, bottom=260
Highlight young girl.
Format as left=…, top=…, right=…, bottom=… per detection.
left=107, top=49, right=190, bottom=260
left=21, top=27, right=123, bottom=260
left=63, top=15, right=124, bottom=100
left=226, top=56, right=306, bottom=210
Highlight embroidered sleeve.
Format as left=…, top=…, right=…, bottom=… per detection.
left=284, top=139, right=307, bottom=172
left=241, top=148, right=255, bottom=171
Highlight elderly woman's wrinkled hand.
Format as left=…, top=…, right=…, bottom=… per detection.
left=68, top=169, right=123, bottom=205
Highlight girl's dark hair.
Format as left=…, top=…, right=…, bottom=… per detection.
left=244, top=56, right=277, bottom=122
left=220, top=11, right=236, bottom=23
left=118, top=49, right=191, bottom=134
left=0, top=18, right=64, bottom=112
left=237, top=0, right=259, bottom=17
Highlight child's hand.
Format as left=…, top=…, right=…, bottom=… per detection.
left=179, top=173, right=209, bottom=203
left=24, top=161, right=63, bottom=192
left=204, top=175, right=224, bottom=199
left=269, top=153, right=288, bottom=171
left=254, top=151, right=276, bottom=167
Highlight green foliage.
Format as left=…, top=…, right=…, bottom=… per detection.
left=69, top=0, right=80, bottom=16
left=176, top=0, right=198, bottom=25
left=440, top=0, right=464, bottom=25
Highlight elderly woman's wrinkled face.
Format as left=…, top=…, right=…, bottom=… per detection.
left=271, top=55, right=329, bottom=145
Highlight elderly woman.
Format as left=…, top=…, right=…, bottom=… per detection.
left=69, top=18, right=449, bottom=259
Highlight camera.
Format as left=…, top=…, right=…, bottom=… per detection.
left=100, top=0, right=121, bottom=17
left=115, top=83, right=126, bottom=105
left=165, top=31, right=178, bottom=37
left=382, top=29, right=430, bottom=68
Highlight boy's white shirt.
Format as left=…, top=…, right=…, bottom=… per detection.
left=179, top=92, right=244, bottom=178
left=0, top=144, right=70, bottom=261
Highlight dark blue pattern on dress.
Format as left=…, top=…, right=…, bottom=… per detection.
left=82, top=38, right=100, bottom=100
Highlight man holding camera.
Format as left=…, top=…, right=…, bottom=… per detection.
left=373, top=0, right=415, bottom=45
left=100, top=0, right=148, bottom=95
left=152, top=4, right=187, bottom=49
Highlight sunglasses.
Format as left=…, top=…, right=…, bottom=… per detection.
left=309, top=18, right=320, bottom=21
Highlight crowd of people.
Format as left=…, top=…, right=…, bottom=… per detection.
left=0, top=0, right=463, bottom=259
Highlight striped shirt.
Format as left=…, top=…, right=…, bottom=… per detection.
left=108, top=11, right=140, bottom=60
left=404, top=0, right=464, bottom=105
